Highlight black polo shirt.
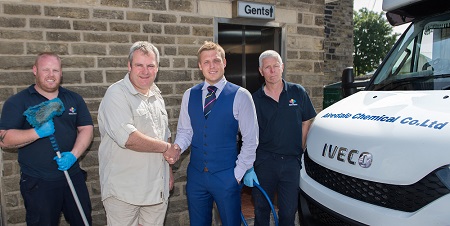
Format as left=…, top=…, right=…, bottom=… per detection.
left=0, top=85, right=93, bottom=180
left=252, top=80, right=316, bottom=156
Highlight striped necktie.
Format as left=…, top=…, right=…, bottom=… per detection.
left=204, top=86, right=218, bottom=118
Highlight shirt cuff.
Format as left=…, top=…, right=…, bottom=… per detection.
left=234, top=166, right=246, bottom=182
left=116, top=123, right=137, bottom=148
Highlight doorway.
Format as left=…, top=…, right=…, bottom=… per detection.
left=215, top=19, right=284, bottom=222
left=217, top=21, right=283, bottom=94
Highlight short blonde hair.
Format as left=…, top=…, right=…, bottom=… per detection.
left=197, top=41, right=225, bottom=63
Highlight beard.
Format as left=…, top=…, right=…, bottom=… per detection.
left=35, top=77, right=61, bottom=93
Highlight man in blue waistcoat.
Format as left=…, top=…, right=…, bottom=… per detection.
left=174, top=41, right=259, bottom=225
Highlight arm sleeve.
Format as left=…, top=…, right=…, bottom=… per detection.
left=98, top=86, right=137, bottom=148
left=233, top=88, right=259, bottom=181
left=300, top=86, right=317, bottom=121
left=0, top=96, right=27, bottom=130
left=74, top=93, right=93, bottom=127
left=174, top=89, right=193, bottom=153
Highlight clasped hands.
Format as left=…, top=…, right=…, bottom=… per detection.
left=163, top=143, right=181, bottom=164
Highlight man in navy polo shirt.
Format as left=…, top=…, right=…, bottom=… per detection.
left=0, top=52, right=93, bottom=226
left=251, top=50, right=316, bottom=226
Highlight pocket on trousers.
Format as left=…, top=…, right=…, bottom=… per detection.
left=19, top=174, right=41, bottom=224
left=20, top=173, right=40, bottom=193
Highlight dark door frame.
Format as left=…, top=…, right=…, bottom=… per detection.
left=214, top=18, right=286, bottom=91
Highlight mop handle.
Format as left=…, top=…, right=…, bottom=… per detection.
left=50, top=135, right=90, bottom=226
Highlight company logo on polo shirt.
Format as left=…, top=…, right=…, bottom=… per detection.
left=289, top=99, right=298, bottom=106
left=68, top=107, right=77, bottom=115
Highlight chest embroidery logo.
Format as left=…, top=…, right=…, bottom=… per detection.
left=289, top=99, right=298, bottom=106
left=69, top=107, right=77, bottom=115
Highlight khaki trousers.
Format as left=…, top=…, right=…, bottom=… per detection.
left=103, top=196, right=168, bottom=226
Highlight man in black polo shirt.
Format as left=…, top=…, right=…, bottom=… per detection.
left=0, top=52, right=93, bottom=226
left=251, top=50, right=316, bottom=226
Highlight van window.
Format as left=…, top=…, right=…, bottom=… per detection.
left=369, top=13, right=450, bottom=91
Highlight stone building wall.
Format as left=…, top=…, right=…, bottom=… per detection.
left=0, top=0, right=353, bottom=225
left=324, top=0, right=354, bottom=85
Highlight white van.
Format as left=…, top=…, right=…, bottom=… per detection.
left=299, top=0, right=450, bottom=225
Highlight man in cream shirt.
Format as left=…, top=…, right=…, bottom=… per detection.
left=98, top=41, right=180, bottom=226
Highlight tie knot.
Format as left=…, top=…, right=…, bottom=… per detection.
left=207, top=86, right=217, bottom=93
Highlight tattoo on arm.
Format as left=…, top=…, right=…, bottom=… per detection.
left=0, top=130, right=32, bottom=149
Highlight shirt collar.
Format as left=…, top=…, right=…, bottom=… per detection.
left=258, top=79, right=287, bottom=97
left=28, top=84, right=66, bottom=96
left=202, top=76, right=227, bottom=92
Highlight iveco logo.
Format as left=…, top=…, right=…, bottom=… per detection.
left=322, top=143, right=373, bottom=168
left=358, top=152, right=373, bottom=168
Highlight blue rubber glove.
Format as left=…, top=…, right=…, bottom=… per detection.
left=243, top=167, right=259, bottom=187
left=34, top=120, right=55, bottom=138
left=53, top=152, right=77, bottom=171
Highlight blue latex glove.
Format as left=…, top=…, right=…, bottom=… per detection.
left=34, top=120, right=55, bottom=138
left=243, top=167, right=259, bottom=187
left=53, top=152, right=77, bottom=171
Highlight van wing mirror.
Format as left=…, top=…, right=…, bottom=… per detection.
left=342, top=67, right=357, bottom=97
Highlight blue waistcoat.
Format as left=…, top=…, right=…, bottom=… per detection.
left=188, top=82, right=239, bottom=173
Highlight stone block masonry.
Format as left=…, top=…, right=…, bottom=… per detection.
left=0, top=0, right=352, bottom=225
left=323, top=0, right=355, bottom=87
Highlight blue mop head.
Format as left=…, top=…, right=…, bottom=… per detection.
left=23, top=98, right=65, bottom=128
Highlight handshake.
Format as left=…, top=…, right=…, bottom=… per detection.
left=163, top=143, right=181, bottom=164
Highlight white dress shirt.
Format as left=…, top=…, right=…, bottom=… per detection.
left=175, top=77, right=259, bottom=181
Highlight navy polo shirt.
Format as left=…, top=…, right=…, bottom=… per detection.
left=252, top=80, right=316, bottom=156
left=0, top=85, right=93, bottom=180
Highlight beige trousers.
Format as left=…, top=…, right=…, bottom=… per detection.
left=103, top=196, right=168, bottom=226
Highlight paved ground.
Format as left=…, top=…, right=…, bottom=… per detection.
left=243, top=214, right=301, bottom=226
left=240, top=187, right=301, bottom=226
left=212, top=187, right=301, bottom=226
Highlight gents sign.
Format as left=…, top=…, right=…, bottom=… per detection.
left=233, top=1, right=275, bottom=20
